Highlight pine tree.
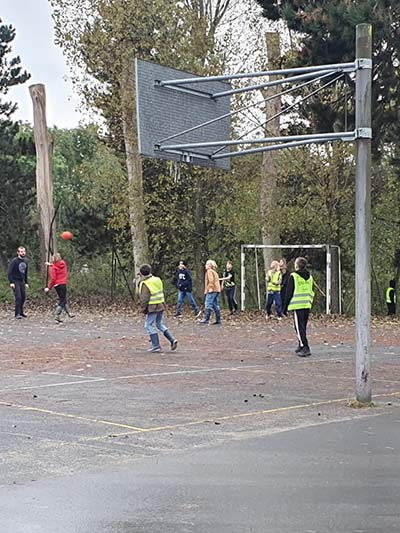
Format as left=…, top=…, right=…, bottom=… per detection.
left=0, top=18, right=30, bottom=117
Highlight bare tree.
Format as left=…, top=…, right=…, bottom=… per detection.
left=260, top=32, right=282, bottom=270
left=29, top=84, right=56, bottom=275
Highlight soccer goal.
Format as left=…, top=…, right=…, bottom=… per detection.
left=240, top=244, right=342, bottom=314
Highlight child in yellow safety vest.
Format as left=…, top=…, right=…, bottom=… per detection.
left=138, top=264, right=178, bottom=353
left=285, top=257, right=314, bottom=357
left=386, top=280, right=396, bottom=316
left=265, top=260, right=283, bottom=320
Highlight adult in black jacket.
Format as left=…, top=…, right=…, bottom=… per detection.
left=8, top=246, right=29, bottom=319
left=176, top=260, right=201, bottom=317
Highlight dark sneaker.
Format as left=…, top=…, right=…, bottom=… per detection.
left=212, top=321, right=221, bottom=325
left=295, top=345, right=302, bottom=353
left=171, top=339, right=178, bottom=351
left=21, top=313, right=28, bottom=318
left=68, top=314, right=76, bottom=319
left=55, top=317, right=63, bottom=323
left=297, top=346, right=311, bottom=357
left=15, top=315, right=23, bottom=319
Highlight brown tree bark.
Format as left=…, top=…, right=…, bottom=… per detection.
left=193, top=171, right=206, bottom=299
left=120, top=47, right=150, bottom=275
left=29, top=84, right=55, bottom=276
left=260, top=32, right=282, bottom=271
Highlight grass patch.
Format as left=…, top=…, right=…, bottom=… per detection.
left=347, top=399, right=376, bottom=409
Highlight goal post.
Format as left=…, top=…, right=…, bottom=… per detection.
left=240, top=244, right=342, bottom=314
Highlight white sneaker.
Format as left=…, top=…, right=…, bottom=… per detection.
left=195, top=310, right=202, bottom=318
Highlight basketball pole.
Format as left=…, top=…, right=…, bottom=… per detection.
left=355, top=24, right=372, bottom=403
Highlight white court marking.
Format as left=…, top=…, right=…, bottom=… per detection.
left=0, top=365, right=262, bottom=392
left=1, top=361, right=400, bottom=393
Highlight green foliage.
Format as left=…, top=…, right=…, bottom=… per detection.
left=52, top=125, right=130, bottom=260
left=256, top=0, right=400, bottom=155
left=0, top=121, right=37, bottom=266
left=0, top=18, right=30, bottom=117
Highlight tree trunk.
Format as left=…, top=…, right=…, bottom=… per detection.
left=29, top=84, right=55, bottom=276
left=260, top=32, right=282, bottom=271
left=120, top=48, right=150, bottom=275
left=193, top=171, right=206, bottom=299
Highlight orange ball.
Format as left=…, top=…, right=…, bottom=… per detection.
left=61, top=231, right=73, bottom=241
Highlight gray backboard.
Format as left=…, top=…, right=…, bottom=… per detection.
left=136, top=59, right=231, bottom=170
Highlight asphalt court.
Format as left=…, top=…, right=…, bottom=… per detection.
left=1, top=311, right=400, bottom=486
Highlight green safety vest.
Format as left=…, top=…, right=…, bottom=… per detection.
left=288, top=272, right=314, bottom=311
left=267, top=270, right=281, bottom=292
left=386, top=287, right=396, bottom=304
left=141, top=276, right=165, bottom=305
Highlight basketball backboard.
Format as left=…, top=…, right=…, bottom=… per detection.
left=135, top=59, right=231, bottom=170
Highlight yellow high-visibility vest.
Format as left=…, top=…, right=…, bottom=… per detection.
left=141, top=276, right=165, bottom=305
left=288, top=273, right=314, bottom=311
left=386, top=287, right=396, bottom=304
left=267, top=270, right=281, bottom=292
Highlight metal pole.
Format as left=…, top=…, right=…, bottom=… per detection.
left=160, top=131, right=354, bottom=152
left=157, top=62, right=356, bottom=86
left=326, top=245, right=332, bottom=315
left=241, top=245, right=246, bottom=311
left=255, top=248, right=261, bottom=310
left=355, top=24, right=372, bottom=403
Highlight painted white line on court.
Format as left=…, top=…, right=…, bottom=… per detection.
left=0, top=377, right=106, bottom=392
left=109, top=365, right=262, bottom=380
left=41, top=371, right=102, bottom=380
left=234, top=367, right=400, bottom=384
left=0, top=365, right=262, bottom=392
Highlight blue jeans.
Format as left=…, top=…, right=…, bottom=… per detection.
left=145, top=311, right=168, bottom=335
left=204, top=292, right=221, bottom=322
left=266, top=291, right=282, bottom=317
left=177, top=290, right=199, bottom=315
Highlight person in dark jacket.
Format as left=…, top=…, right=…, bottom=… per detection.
left=221, top=260, right=238, bottom=315
left=8, top=246, right=29, bottom=319
left=279, top=258, right=291, bottom=316
left=175, top=260, right=201, bottom=318
left=286, top=257, right=314, bottom=357
left=44, top=253, right=75, bottom=322
left=386, top=279, right=396, bottom=316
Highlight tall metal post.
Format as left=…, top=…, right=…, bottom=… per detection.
left=241, top=245, right=246, bottom=311
left=326, top=245, right=332, bottom=315
left=355, top=24, right=372, bottom=402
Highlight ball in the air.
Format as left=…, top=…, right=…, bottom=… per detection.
left=61, top=231, right=73, bottom=241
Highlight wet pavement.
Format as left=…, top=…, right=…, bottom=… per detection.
left=0, top=310, right=399, bottom=531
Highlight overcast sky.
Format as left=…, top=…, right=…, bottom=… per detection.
left=1, top=0, right=81, bottom=128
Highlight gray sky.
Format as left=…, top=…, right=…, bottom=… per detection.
left=1, top=0, right=81, bottom=128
